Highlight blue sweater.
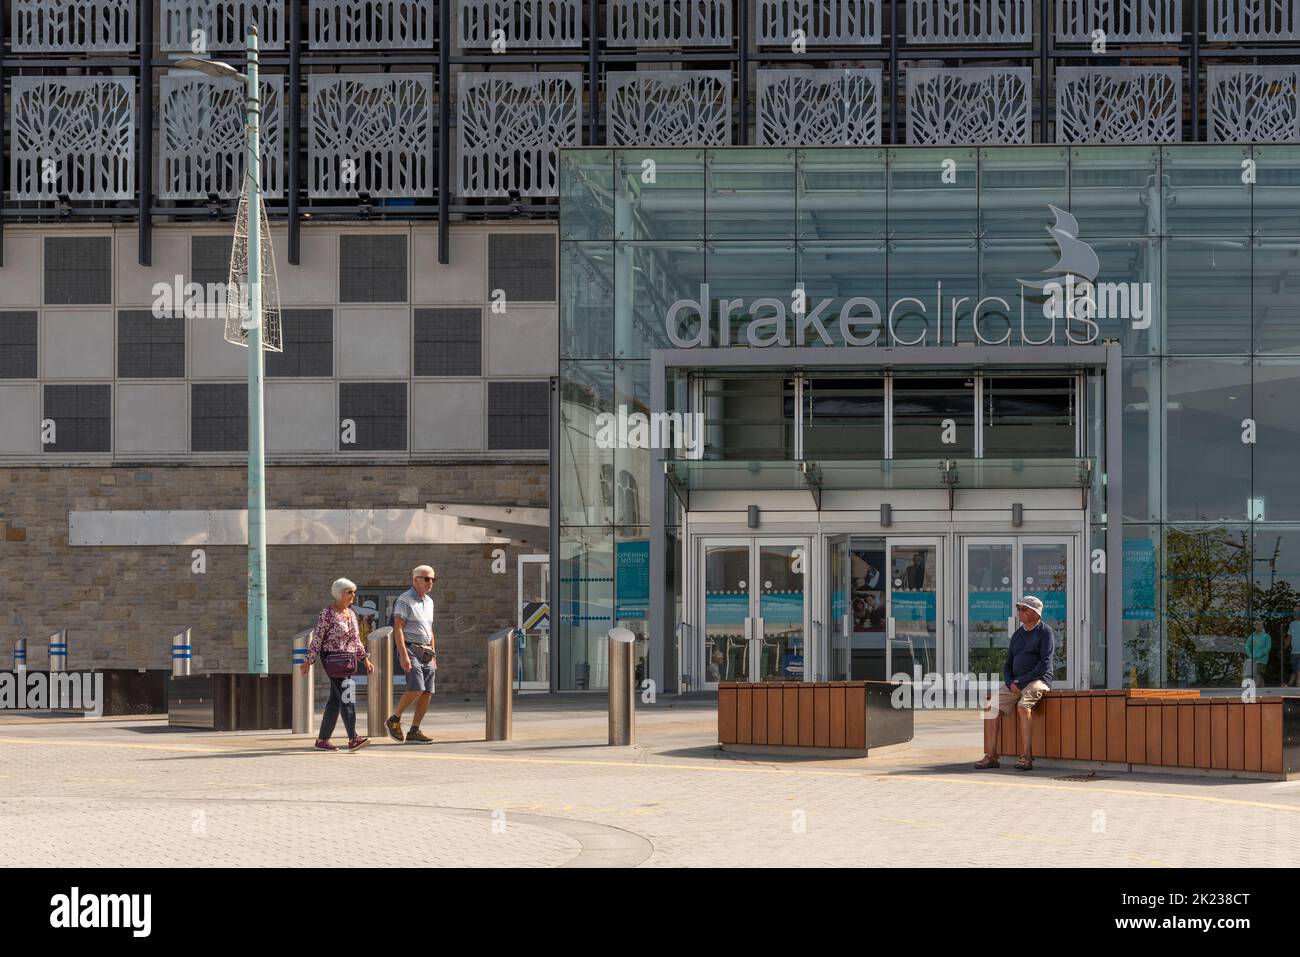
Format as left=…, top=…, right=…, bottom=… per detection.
left=1003, top=622, right=1055, bottom=688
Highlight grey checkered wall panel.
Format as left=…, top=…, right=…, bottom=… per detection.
left=191, top=235, right=234, bottom=289
left=339, top=234, right=409, bottom=303
left=44, top=237, right=112, bottom=305
left=43, top=384, right=111, bottom=452
left=0, top=313, right=39, bottom=380
left=488, top=381, right=548, bottom=450
left=191, top=383, right=248, bottom=452
left=414, top=308, right=483, bottom=376
left=339, top=382, right=408, bottom=451
left=265, top=309, right=334, bottom=377
left=488, top=234, right=557, bottom=302
left=117, top=311, right=186, bottom=379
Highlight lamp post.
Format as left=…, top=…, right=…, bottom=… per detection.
left=176, top=26, right=269, bottom=676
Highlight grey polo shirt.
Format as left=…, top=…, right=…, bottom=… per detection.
left=394, top=588, right=435, bottom=645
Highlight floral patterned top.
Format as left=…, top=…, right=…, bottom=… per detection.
left=305, top=606, right=366, bottom=665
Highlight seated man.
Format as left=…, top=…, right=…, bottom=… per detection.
left=975, top=595, right=1054, bottom=772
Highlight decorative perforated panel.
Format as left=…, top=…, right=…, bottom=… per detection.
left=906, top=67, right=1031, bottom=145
left=11, top=78, right=135, bottom=201
left=159, top=1, right=285, bottom=51
left=607, top=71, right=732, bottom=146
left=906, top=0, right=1032, bottom=43
left=1207, top=0, right=1300, bottom=40
left=607, top=0, right=733, bottom=46
left=309, top=0, right=435, bottom=48
left=159, top=75, right=284, bottom=200
left=12, top=0, right=134, bottom=52
left=1208, top=66, right=1300, bottom=143
left=458, top=0, right=583, bottom=47
left=757, top=69, right=882, bottom=145
left=755, top=0, right=881, bottom=45
left=308, top=74, right=434, bottom=198
left=1055, top=0, right=1181, bottom=42
left=1056, top=66, right=1182, bottom=143
left=457, top=72, right=582, bottom=197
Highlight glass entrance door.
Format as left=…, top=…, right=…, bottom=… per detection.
left=701, top=537, right=809, bottom=685
left=960, top=536, right=1076, bottom=687
left=886, top=539, right=941, bottom=681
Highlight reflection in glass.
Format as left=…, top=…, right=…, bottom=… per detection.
left=706, top=148, right=797, bottom=240
left=1165, top=358, right=1250, bottom=522
left=851, top=538, right=887, bottom=680
left=1164, top=238, right=1251, bottom=354
left=1124, top=527, right=1161, bottom=687
left=700, top=377, right=796, bottom=460
left=967, top=543, right=1014, bottom=676
left=891, top=377, right=975, bottom=457
left=983, top=377, right=1076, bottom=457
left=559, top=527, right=614, bottom=691
left=889, top=543, right=938, bottom=677
left=1121, top=359, right=1161, bottom=522
left=1069, top=146, right=1160, bottom=237
left=1252, top=360, right=1300, bottom=522
left=1254, top=239, right=1300, bottom=355
left=614, top=361, right=651, bottom=526
left=614, top=242, right=705, bottom=359
left=560, top=242, right=614, bottom=359
left=1251, top=527, right=1300, bottom=689
left=615, top=149, right=704, bottom=242
left=560, top=149, right=614, bottom=241
left=1253, top=146, right=1300, bottom=236
left=1164, top=526, right=1250, bottom=688
left=558, top=361, right=614, bottom=527
left=703, top=544, right=749, bottom=682
left=888, top=148, right=977, bottom=238
left=797, top=148, right=887, bottom=240
left=803, top=377, right=885, bottom=459
left=1162, top=146, right=1251, bottom=237
left=1021, top=542, right=1069, bottom=682
left=978, top=147, right=1068, bottom=238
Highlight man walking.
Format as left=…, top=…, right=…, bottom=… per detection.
left=975, top=595, right=1054, bottom=771
left=384, top=565, right=438, bottom=744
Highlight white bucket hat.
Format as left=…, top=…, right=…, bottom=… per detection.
left=1015, top=595, right=1044, bottom=615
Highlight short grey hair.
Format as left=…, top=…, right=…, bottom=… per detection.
left=331, top=578, right=357, bottom=599
left=412, top=565, right=435, bottom=580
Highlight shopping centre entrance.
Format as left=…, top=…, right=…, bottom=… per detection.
left=695, top=528, right=1084, bottom=691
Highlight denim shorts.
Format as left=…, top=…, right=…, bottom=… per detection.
left=404, top=654, right=436, bottom=694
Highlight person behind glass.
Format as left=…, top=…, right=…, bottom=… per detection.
left=975, top=595, right=1054, bottom=772
left=384, top=565, right=438, bottom=744
left=1244, top=618, right=1271, bottom=685
left=301, top=577, right=372, bottom=752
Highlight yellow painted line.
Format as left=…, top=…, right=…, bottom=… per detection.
left=2, top=734, right=1299, bottom=816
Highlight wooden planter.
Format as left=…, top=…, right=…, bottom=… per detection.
left=996, top=689, right=1300, bottom=780
left=718, top=681, right=913, bottom=757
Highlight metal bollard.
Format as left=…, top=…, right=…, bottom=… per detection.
left=291, top=629, right=314, bottom=735
left=485, top=627, right=514, bottom=741
left=171, top=628, right=193, bottom=677
left=366, top=626, right=394, bottom=738
left=14, top=638, right=27, bottom=673
left=48, top=629, right=67, bottom=673
left=608, top=627, right=636, bottom=746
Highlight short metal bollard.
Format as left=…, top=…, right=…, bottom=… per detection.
left=48, top=629, right=67, bottom=673
left=171, top=628, right=193, bottom=678
left=485, top=627, right=515, bottom=741
left=291, top=628, right=313, bottom=735
left=608, top=627, right=636, bottom=746
left=366, top=626, right=394, bottom=738
left=14, top=638, right=27, bottom=673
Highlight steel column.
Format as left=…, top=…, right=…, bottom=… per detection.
left=438, top=0, right=450, bottom=264
left=288, top=0, right=302, bottom=264
left=138, top=0, right=154, bottom=265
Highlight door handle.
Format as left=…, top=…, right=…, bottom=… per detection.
left=1008, top=616, right=1016, bottom=639
left=744, top=616, right=753, bottom=641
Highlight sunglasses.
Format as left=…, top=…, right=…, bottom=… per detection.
left=416, top=576, right=435, bottom=582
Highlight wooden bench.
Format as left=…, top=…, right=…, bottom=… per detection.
left=996, top=689, right=1300, bottom=780
left=718, top=681, right=913, bottom=757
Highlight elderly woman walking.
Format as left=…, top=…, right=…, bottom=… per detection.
left=301, top=577, right=372, bottom=752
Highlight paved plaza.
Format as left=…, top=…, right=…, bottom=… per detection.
left=2, top=696, right=1298, bottom=867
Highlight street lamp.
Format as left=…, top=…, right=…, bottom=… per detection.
left=176, top=27, right=270, bottom=677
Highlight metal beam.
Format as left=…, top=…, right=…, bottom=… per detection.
left=548, top=375, right=561, bottom=693
left=288, top=0, right=302, bottom=264
left=437, top=0, right=450, bottom=265
left=1105, top=342, right=1124, bottom=690
left=137, top=0, right=154, bottom=266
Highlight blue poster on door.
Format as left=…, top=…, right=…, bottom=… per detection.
left=968, top=591, right=1013, bottom=621
left=892, top=592, right=936, bottom=622
left=705, top=591, right=749, bottom=626
left=1038, top=591, right=1068, bottom=622
left=615, top=540, right=650, bottom=619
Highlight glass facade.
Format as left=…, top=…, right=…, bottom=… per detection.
left=559, top=145, right=1300, bottom=691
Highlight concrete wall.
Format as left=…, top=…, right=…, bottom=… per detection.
left=0, top=462, right=548, bottom=694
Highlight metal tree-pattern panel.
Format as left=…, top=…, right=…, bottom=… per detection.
left=457, top=73, right=582, bottom=197
left=906, top=0, right=1032, bottom=43
left=906, top=67, right=1031, bottom=145
left=308, top=75, right=434, bottom=198
left=1056, top=67, right=1182, bottom=143
left=755, top=0, right=882, bottom=46
left=757, top=69, right=882, bottom=145
left=309, top=0, right=435, bottom=48
left=160, top=1, right=286, bottom=52
left=458, top=0, right=583, bottom=47
left=13, top=0, right=134, bottom=52
left=1055, top=0, right=1182, bottom=41
left=159, top=75, right=285, bottom=200
left=1207, top=0, right=1300, bottom=40
left=11, top=78, right=135, bottom=200
left=607, top=71, right=732, bottom=146
left=1208, top=66, right=1300, bottom=142
left=607, top=0, right=732, bottom=46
